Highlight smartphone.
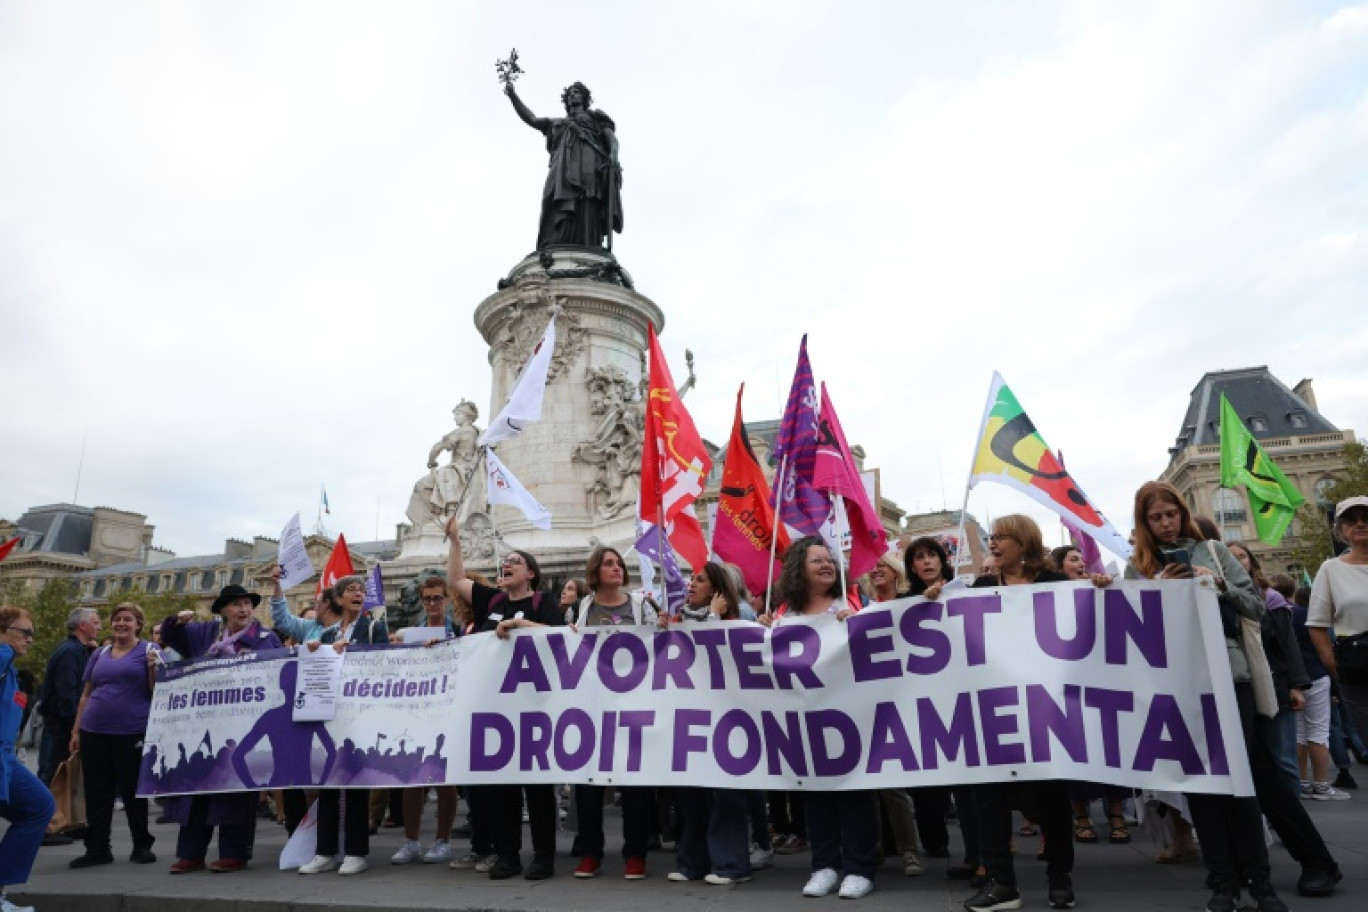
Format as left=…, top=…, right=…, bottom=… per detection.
left=1160, top=548, right=1191, bottom=570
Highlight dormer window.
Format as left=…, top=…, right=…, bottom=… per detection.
left=1288, top=411, right=1307, bottom=429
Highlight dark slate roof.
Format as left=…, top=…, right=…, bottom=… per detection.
left=1169, top=367, right=1338, bottom=457
left=11, top=504, right=94, bottom=556
left=352, top=539, right=401, bottom=561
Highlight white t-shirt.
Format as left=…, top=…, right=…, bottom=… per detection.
left=1306, top=557, right=1368, bottom=636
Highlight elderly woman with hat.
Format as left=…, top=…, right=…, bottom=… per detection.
left=158, top=582, right=282, bottom=874
left=1307, top=495, right=1368, bottom=755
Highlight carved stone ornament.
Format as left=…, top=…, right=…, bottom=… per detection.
left=571, top=364, right=644, bottom=520
left=490, top=290, right=587, bottom=383
left=458, top=512, right=502, bottom=563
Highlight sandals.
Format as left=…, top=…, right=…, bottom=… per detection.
left=1108, top=814, right=1132, bottom=844
left=1017, top=822, right=1039, bottom=837
left=1073, top=816, right=1099, bottom=844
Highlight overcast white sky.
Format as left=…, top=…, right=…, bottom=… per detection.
left=2, top=1, right=1365, bottom=559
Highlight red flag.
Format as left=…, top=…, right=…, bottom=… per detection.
left=812, top=383, right=887, bottom=579
left=316, top=533, right=355, bottom=598
left=713, top=385, right=790, bottom=595
left=0, top=536, right=19, bottom=563
left=668, top=507, right=709, bottom=572
left=640, top=325, right=711, bottom=525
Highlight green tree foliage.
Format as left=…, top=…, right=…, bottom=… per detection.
left=1290, top=441, right=1368, bottom=575
left=2, top=577, right=78, bottom=675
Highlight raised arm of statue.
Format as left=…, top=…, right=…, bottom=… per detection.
left=505, top=84, right=550, bottom=132
left=426, top=433, right=451, bottom=470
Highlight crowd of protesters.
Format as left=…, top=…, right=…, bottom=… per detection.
left=3, top=488, right=1367, bottom=912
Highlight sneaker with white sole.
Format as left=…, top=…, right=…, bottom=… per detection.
left=1310, top=783, right=1351, bottom=801
left=903, top=851, right=924, bottom=876
left=667, top=871, right=696, bottom=882
left=0, top=896, right=36, bottom=912
left=839, top=874, right=874, bottom=899
left=706, top=872, right=751, bottom=885
left=473, top=854, right=500, bottom=873
left=803, top=867, right=840, bottom=897
left=449, top=850, right=482, bottom=869
left=750, top=844, right=775, bottom=869
left=299, top=854, right=339, bottom=875
left=423, top=840, right=452, bottom=864
left=339, top=855, right=369, bottom=876
left=391, top=840, right=423, bottom=864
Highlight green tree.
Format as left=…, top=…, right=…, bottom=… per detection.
left=1289, top=441, right=1368, bottom=575
left=3, top=577, right=79, bottom=676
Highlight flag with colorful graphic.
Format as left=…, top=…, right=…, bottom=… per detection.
left=812, top=383, right=888, bottom=579
left=1058, top=453, right=1106, bottom=574
left=633, top=521, right=688, bottom=615
left=317, top=534, right=355, bottom=599
left=770, top=335, right=831, bottom=536
left=0, top=536, right=19, bottom=563
left=362, top=564, right=385, bottom=614
left=1219, top=394, right=1305, bottom=545
left=486, top=448, right=552, bottom=530
left=640, top=325, right=711, bottom=525
left=713, top=385, right=790, bottom=595
left=968, top=372, right=1131, bottom=558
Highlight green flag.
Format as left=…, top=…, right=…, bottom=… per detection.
left=1219, top=394, right=1305, bottom=544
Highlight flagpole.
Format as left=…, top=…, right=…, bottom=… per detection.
left=763, top=453, right=789, bottom=617
left=833, top=492, right=849, bottom=605
left=443, top=446, right=489, bottom=542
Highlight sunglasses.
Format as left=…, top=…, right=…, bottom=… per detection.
left=7, top=626, right=35, bottom=640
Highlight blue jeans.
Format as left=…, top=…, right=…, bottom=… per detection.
left=1253, top=708, right=1301, bottom=798
left=675, top=787, right=751, bottom=879
left=805, top=790, right=878, bottom=879
left=0, top=754, right=56, bottom=887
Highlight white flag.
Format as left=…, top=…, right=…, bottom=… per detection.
left=479, top=313, right=556, bottom=446
left=485, top=449, right=552, bottom=529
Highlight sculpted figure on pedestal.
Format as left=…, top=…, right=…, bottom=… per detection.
left=572, top=365, right=643, bottom=519
left=504, top=78, right=623, bottom=251
left=405, top=401, right=486, bottom=529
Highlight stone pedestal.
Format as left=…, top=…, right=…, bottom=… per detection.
left=472, top=246, right=663, bottom=576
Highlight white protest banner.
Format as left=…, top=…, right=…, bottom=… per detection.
left=278, top=513, right=314, bottom=591
left=293, top=645, right=344, bottom=722
left=140, top=581, right=1251, bottom=797
left=399, top=626, right=449, bottom=645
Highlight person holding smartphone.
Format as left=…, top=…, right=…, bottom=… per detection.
left=1125, top=481, right=1290, bottom=912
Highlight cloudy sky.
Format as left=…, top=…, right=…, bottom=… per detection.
left=2, top=1, right=1365, bottom=560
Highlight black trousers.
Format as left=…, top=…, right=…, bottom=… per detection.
left=1246, top=694, right=1337, bottom=873
left=768, top=790, right=807, bottom=838
left=491, top=784, right=557, bottom=860
left=910, top=786, right=951, bottom=855
left=1186, top=683, right=1271, bottom=887
left=78, top=730, right=153, bottom=854
left=316, top=789, right=369, bottom=857
left=281, top=789, right=309, bottom=836
left=974, top=779, right=1072, bottom=887
left=576, top=785, right=653, bottom=860
left=465, top=784, right=495, bottom=856
left=952, top=786, right=980, bottom=866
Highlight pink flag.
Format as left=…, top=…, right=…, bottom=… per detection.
left=812, top=383, right=887, bottom=579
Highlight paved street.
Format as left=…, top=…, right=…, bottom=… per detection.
left=12, top=778, right=1366, bottom=912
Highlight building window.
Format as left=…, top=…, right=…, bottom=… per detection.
left=1249, top=415, right=1268, bottom=432
left=1212, top=487, right=1247, bottom=525
left=162, top=574, right=174, bottom=592
left=216, top=569, right=229, bottom=588
left=1315, top=477, right=1337, bottom=507
left=1288, top=563, right=1305, bottom=582
left=1289, top=411, right=1307, bottom=429
left=1226, top=527, right=1244, bottom=542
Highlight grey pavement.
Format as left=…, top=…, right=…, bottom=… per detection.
left=11, top=781, right=1367, bottom=912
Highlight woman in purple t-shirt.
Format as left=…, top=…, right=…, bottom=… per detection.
left=68, top=602, right=160, bottom=869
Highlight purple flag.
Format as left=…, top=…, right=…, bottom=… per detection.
left=633, top=522, right=688, bottom=615
left=770, top=335, right=831, bottom=535
left=362, top=564, right=385, bottom=614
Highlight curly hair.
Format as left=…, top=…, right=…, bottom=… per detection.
left=561, top=81, right=592, bottom=108
left=693, top=562, right=741, bottom=619
left=778, top=535, right=842, bottom=613
left=904, top=536, right=954, bottom=594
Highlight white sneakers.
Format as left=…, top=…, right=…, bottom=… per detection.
left=449, top=850, right=482, bottom=869
left=750, top=843, right=775, bottom=869
left=0, top=896, right=36, bottom=912
left=423, top=840, right=453, bottom=864
left=839, top=874, right=874, bottom=899
left=667, top=871, right=696, bottom=882
left=391, top=841, right=423, bottom=864
left=803, top=868, right=840, bottom=897
left=299, top=854, right=339, bottom=875
left=473, top=854, right=500, bottom=873
left=299, top=854, right=367, bottom=875
left=705, top=873, right=751, bottom=885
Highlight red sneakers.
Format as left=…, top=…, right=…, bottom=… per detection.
left=169, top=858, right=205, bottom=874
left=624, top=857, right=647, bottom=880
left=574, top=857, right=601, bottom=878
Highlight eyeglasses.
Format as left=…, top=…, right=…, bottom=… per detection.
left=501, top=556, right=526, bottom=567
left=988, top=533, right=1016, bottom=543
left=342, top=584, right=366, bottom=594
left=6, top=626, right=35, bottom=640
left=420, top=595, right=447, bottom=604
left=807, top=557, right=837, bottom=568
left=1341, top=511, right=1368, bottom=526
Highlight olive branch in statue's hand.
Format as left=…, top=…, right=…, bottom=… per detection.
left=496, top=49, right=523, bottom=87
